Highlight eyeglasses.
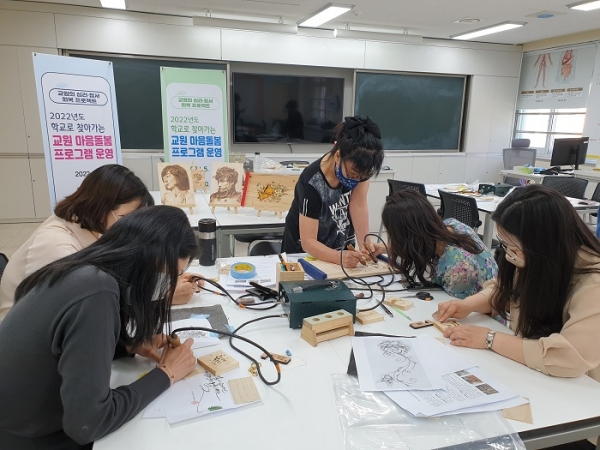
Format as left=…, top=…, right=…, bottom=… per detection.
left=496, top=233, right=520, bottom=251
left=341, top=160, right=371, bottom=182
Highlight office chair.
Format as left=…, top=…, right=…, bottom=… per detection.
left=387, top=179, right=427, bottom=196
left=233, top=232, right=284, bottom=256
left=541, top=176, right=588, bottom=200
left=248, top=240, right=281, bottom=256
left=502, top=139, right=536, bottom=186
left=438, top=190, right=482, bottom=231
left=0, top=253, right=8, bottom=279
left=378, top=179, right=427, bottom=236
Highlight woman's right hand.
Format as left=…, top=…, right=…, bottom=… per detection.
left=342, top=250, right=361, bottom=268
left=436, top=300, right=472, bottom=323
left=158, top=339, right=196, bottom=384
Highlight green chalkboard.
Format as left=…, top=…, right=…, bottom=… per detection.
left=354, top=72, right=467, bottom=151
left=72, top=54, right=225, bottom=149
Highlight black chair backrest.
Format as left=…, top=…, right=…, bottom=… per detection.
left=541, top=176, right=588, bottom=200
left=590, top=183, right=600, bottom=203
left=248, top=241, right=281, bottom=256
left=0, top=253, right=8, bottom=278
left=388, top=179, right=427, bottom=196
left=438, top=190, right=482, bottom=230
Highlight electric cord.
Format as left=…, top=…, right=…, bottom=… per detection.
left=171, top=315, right=285, bottom=386
left=201, top=277, right=281, bottom=311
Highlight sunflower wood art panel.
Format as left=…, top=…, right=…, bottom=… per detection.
left=241, top=172, right=299, bottom=217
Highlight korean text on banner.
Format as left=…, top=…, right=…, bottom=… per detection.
left=32, top=53, right=122, bottom=208
left=160, top=67, right=229, bottom=186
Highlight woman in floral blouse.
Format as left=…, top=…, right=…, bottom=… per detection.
left=373, top=190, right=497, bottom=298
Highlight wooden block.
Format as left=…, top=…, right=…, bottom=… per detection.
left=409, top=320, right=434, bottom=329
left=229, top=377, right=261, bottom=405
left=356, top=310, right=384, bottom=325
left=300, top=309, right=354, bottom=347
left=383, top=298, right=414, bottom=310
left=433, top=320, right=460, bottom=333
left=276, top=262, right=305, bottom=286
left=260, top=352, right=291, bottom=364
left=197, top=350, right=239, bottom=376
left=303, top=310, right=353, bottom=334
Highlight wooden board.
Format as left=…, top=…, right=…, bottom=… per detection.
left=433, top=320, right=460, bottom=333
left=208, top=162, right=244, bottom=209
left=383, top=298, right=413, bottom=310
left=197, top=350, right=239, bottom=376
left=356, top=310, right=384, bottom=325
left=228, top=377, right=261, bottom=405
left=241, top=172, right=299, bottom=215
left=302, top=257, right=394, bottom=280
left=157, top=163, right=196, bottom=210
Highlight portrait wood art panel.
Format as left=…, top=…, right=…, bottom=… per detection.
left=241, top=173, right=299, bottom=217
left=157, top=162, right=196, bottom=213
left=209, top=162, right=244, bottom=213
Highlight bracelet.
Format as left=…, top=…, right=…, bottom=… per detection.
left=157, top=364, right=175, bottom=385
left=485, top=330, right=497, bottom=350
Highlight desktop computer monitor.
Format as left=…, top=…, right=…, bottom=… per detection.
left=550, top=137, right=589, bottom=170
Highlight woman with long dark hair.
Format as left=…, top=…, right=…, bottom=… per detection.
left=437, top=185, right=600, bottom=381
left=282, top=116, right=384, bottom=267
left=0, top=206, right=198, bottom=448
left=374, top=190, right=497, bottom=298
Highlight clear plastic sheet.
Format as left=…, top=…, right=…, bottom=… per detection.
left=331, top=374, right=526, bottom=450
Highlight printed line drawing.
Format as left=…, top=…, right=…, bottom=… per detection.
left=378, top=340, right=418, bottom=387
left=190, top=372, right=228, bottom=413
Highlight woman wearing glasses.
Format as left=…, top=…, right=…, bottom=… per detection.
left=437, top=185, right=600, bottom=381
left=373, top=190, right=497, bottom=298
left=282, top=116, right=384, bottom=268
left=0, top=206, right=198, bottom=449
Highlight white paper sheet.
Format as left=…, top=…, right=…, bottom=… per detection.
left=221, top=255, right=279, bottom=289
left=352, top=335, right=477, bottom=392
left=385, top=366, right=520, bottom=417
left=166, top=318, right=220, bottom=349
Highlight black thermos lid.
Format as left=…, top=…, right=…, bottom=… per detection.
left=198, top=218, right=216, bottom=233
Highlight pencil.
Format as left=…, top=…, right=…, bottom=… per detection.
left=379, top=302, right=393, bottom=318
left=347, top=244, right=367, bottom=266
left=391, top=306, right=412, bottom=321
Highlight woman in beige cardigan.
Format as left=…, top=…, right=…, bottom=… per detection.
left=0, top=165, right=203, bottom=320
left=437, top=185, right=600, bottom=382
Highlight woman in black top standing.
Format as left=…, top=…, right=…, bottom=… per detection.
left=282, top=116, right=384, bottom=268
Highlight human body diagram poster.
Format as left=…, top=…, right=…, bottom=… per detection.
left=33, top=53, right=122, bottom=207
left=517, top=45, right=597, bottom=109
left=160, top=68, right=228, bottom=189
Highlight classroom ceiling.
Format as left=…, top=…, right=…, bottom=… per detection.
left=27, top=0, right=600, bottom=45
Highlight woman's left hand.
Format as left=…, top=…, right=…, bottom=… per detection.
left=127, top=334, right=168, bottom=362
left=444, top=325, right=490, bottom=349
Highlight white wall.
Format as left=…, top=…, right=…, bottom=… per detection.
left=0, top=0, right=522, bottom=223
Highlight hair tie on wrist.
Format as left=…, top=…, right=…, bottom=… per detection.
left=157, top=364, right=175, bottom=385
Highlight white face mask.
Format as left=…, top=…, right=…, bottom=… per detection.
left=151, top=273, right=168, bottom=302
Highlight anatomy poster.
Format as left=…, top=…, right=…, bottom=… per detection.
left=517, top=45, right=597, bottom=109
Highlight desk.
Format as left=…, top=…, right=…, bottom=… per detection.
left=425, top=185, right=599, bottom=249
left=499, top=169, right=548, bottom=184
left=150, top=192, right=287, bottom=257
left=96, top=271, right=600, bottom=450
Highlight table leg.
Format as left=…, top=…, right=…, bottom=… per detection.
left=482, top=213, right=494, bottom=249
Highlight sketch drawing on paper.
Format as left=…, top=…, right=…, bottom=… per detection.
left=377, top=340, right=418, bottom=387
left=190, top=372, right=228, bottom=413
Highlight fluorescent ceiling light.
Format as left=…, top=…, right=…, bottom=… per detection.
left=334, top=29, right=423, bottom=44
left=298, top=3, right=353, bottom=28
left=450, top=21, right=526, bottom=40
left=568, top=0, right=600, bottom=11
left=100, top=0, right=126, bottom=9
left=193, top=16, right=298, bottom=34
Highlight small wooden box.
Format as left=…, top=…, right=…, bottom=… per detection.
left=276, top=262, right=305, bottom=287
left=197, top=350, right=239, bottom=376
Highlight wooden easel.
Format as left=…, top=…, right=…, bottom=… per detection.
left=300, top=310, right=354, bottom=347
